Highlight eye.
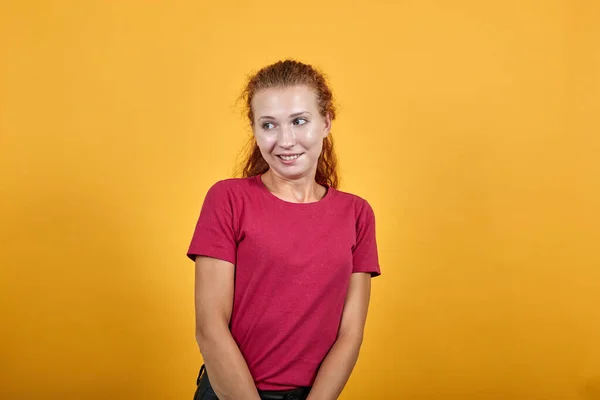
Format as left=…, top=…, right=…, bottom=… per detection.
left=293, top=117, right=308, bottom=126
left=262, top=122, right=275, bottom=130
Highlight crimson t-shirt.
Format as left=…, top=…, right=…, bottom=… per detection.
left=187, top=174, right=380, bottom=390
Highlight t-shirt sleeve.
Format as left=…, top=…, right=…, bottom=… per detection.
left=352, top=199, right=381, bottom=277
left=186, top=182, right=237, bottom=265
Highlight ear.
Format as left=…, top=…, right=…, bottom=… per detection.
left=322, top=112, right=332, bottom=138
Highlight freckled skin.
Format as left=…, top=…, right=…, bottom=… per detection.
left=251, top=85, right=331, bottom=182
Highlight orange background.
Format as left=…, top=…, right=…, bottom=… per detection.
left=1, top=1, right=599, bottom=399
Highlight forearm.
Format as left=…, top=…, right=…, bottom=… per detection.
left=196, top=324, right=261, bottom=400
left=307, top=335, right=363, bottom=400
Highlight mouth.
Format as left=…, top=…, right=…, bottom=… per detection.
left=277, top=153, right=303, bottom=161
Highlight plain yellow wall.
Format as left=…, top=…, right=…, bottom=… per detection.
left=1, top=1, right=599, bottom=399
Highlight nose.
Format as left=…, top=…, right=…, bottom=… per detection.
left=276, top=124, right=296, bottom=148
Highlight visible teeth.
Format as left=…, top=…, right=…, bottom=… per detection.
left=280, top=154, right=300, bottom=161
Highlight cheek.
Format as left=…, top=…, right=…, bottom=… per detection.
left=254, top=132, right=277, bottom=150
left=296, top=127, right=323, bottom=149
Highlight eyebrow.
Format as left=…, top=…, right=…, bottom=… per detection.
left=258, top=112, right=311, bottom=121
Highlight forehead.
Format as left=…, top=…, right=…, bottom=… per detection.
left=252, top=85, right=318, bottom=116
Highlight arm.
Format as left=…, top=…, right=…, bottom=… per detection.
left=307, top=272, right=372, bottom=400
left=195, top=255, right=261, bottom=400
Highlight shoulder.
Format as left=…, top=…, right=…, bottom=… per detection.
left=205, top=176, right=257, bottom=198
left=333, top=189, right=375, bottom=224
left=330, top=188, right=376, bottom=220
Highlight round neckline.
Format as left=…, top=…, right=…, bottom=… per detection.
left=253, top=174, right=334, bottom=206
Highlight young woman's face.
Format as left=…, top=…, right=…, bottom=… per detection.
left=251, top=85, right=331, bottom=181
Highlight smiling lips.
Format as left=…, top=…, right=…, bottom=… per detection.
left=278, top=153, right=303, bottom=161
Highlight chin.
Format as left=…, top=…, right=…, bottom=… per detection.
left=268, top=165, right=306, bottom=179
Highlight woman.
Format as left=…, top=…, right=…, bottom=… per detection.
left=187, top=60, right=381, bottom=400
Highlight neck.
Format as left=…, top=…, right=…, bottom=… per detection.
left=261, top=170, right=327, bottom=203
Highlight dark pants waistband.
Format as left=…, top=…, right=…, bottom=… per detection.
left=195, top=364, right=311, bottom=400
